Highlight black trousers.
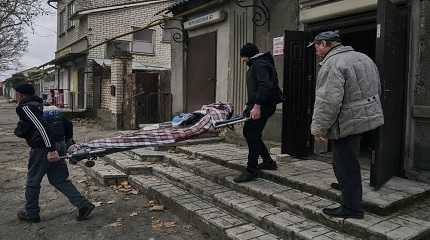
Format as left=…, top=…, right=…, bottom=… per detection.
left=332, top=134, right=363, bottom=213
left=25, top=143, right=89, bottom=217
left=243, top=105, right=276, bottom=174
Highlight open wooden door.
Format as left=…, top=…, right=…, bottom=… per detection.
left=282, top=31, right=315, bottom=157
left=371, top=0, right=407, bottom=189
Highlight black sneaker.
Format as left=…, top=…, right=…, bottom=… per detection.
left=257, top=161, right=278, bottom=170
left=233, top=172, right=257, bottom=183
left=322, top=206, right=364, bottom=219
left=77, top=203, right=95, bottom=221
left=17, top=210, right=40, bottom=223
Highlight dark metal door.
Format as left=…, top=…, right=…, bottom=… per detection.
left=186, top=32, right=217, bottom=112
left=371, top=0, right=407, bottom=189
left=282, top=31, right=315, bottom=157
left=135, top=72, right=159, bottom=124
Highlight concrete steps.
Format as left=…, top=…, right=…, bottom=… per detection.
left=82, top=143, right=430, bottom=240
left=128, top=175, right=281, bottom=240
left=160, top=153, right=430, bottom=240
left=149, top=163, right=358, bottom=240
left=176, top=144, right=430, bottom=216
left=82, top=160, right=128, bottom=186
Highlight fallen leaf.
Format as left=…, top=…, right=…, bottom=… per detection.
left=129, top=190, right=139, bottom=195
left=107, top=222, right=122, bottom=228
left=118, top=188, right=131, bottom=192
left=150, top=205, right=165, bottom=211
left=130, top=212, right=138, bottom=217
left=163, top=220, right=176, bottom=228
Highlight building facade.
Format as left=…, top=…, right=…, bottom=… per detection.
left=164, top=0, right=430, bottom=185
left=50, top=0, right=173, bottom=128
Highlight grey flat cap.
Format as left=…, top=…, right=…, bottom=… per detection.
left=307, top=31, right=341, bottom=47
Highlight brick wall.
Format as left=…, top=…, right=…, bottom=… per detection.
left=57, top=0, right=87, bottom=51
left=101, top=77, right=111, bottom=110
left=87, top=1, right=172, bottom=69
left=76, top=0, right=158, bottom=11
left=57, top=0, right=172, bottom=70
left=110, top=57, right=132, bottom=114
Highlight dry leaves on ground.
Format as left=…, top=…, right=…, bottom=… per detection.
left=152, top=219, right=177, bottom=233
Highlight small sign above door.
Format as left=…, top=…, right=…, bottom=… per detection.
left=184, top=11, right=226, bottom=30
left=273, top=36, right=285, bottom=56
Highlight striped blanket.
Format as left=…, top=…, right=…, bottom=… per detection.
left=68, top=103, right=233, bottom=154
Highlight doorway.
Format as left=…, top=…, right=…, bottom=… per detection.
left=283, top=0, right=409, bottom=189
left=186, top=32, right=217, bottom=112
left=321, top=25, right=378, bottom=169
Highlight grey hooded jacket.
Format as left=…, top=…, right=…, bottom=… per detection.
left=311, top=46, right=384, bottom=139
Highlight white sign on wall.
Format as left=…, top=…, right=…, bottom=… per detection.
left=184, top=11, right=226, bottom=30
left=273, top=36, right=284, bottom=56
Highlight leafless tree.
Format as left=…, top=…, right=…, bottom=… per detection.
left=0, top=0, right=47, bottom=73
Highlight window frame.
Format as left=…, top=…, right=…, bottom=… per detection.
left=67, top=1, right=76, bottom=30
left=131, top=28, right=156, bottom=55
left=59, top=9, right=67, bottom=36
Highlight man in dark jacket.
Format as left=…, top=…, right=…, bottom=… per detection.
left=14, top=83, right=94, bottom=223
left=234, top=43, right=283, bottom=183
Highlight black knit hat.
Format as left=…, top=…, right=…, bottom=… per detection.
left=240, top=43, right=259, bottom=58
left=15, top=83, right=35, bottom=95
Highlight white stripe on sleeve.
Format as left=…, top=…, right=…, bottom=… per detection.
left=22, top=106, right=51, bottom=148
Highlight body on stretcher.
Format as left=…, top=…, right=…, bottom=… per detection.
left=63, top=116, right=249, bottom=167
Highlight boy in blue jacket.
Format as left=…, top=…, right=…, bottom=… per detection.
left=14, top=83, right=94, bottom=223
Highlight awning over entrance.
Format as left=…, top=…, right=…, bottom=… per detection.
left=49, top=53, right=87, bottom=65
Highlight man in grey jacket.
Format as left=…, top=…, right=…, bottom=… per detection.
left=309, top=31, right=384, bottom=219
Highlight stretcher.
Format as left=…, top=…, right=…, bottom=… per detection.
left=60, top=116, right=249, bottom=167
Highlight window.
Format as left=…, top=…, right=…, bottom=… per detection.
left=161, top=29, right=171, bottom=43
left=132, top=28, right=155, bottom=54
left=59, top=10, right=67, bottom=34
left=67, top=1, right=76, bottom=29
